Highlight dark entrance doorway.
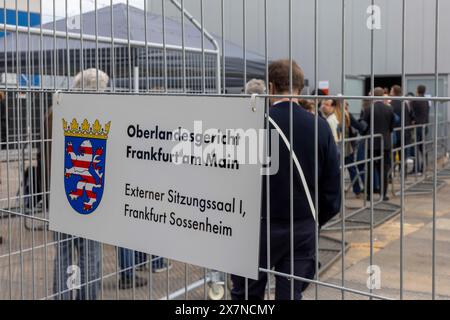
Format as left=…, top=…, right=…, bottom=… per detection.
left=364, top=76, right=402, bottom=95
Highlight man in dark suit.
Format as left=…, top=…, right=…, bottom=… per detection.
left=363, top=87, right=396, bottom=201
left=390, top=85, right=415, bottom=169
left=231, top=60, right=341, bottom=300
left=410, top=85, right=430, bottom=174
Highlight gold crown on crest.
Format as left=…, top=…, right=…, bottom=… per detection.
left=62, top=118, right=111, bottom=140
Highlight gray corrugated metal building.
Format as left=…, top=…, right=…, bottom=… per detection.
left=148, top=0, right=449, bottom=101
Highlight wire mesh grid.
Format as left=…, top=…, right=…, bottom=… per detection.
left=0, top=0, right=449, bottom=301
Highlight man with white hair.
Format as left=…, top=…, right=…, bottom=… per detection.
left=52, top=68, right=142, bottom=298
left=72, top=68, right=110, bottom=90
left=362, top=87, right=396, bottom=201
left=52, top=68, right=113, bottom=300
left=245, top=79, right=266, bottom=95
left=61, top=68, right=150, bottom=293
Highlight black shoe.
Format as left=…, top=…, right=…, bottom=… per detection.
left=152, top=258, right=172, bottom=273
left=383, top=196, right=390, bottom=202
left=119, top=275, right=148, bottom=290
left=136, top=264, right=149, bottom=271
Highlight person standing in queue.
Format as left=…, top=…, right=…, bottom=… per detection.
left=231, top=59, right=341, bottom=300
left=362, top=87, right=396, bottom=201
left=410, top=85, right=430, bottom=174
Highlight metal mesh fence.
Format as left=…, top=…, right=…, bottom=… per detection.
left=0, top=0, right=450, bottom=301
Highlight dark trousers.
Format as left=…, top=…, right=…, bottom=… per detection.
left=416, top=127, right=427, bottom=173
left=53, top=235, right=101, bottom=300
left=357, top=140, right=366, bottom=185
left=119, top=249, right=169, bottom=278
left=345, top=153, right=362, bottom=195
left=119, top=248, right=147, bottom=279
left=357, top=140, right=380, bottom=192
left=393, top=131, right=414, bottom=175
left=366, top=149, right=391, bottom=198
left=231, top=220, right=316, bottom=300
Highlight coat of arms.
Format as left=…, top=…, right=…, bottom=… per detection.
left=62, top=118, right=111, bottom=215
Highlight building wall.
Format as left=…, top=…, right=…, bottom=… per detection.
left=147, top=0, right=450, bottom=93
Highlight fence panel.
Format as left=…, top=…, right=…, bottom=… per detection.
left=0, top=0, right=449, bottom=300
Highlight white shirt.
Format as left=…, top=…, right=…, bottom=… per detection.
left=326, top=113, right=340, bottom=143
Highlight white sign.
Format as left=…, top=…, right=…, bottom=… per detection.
left=1, top=73, right=17, bottom=85
left=49, top=93, right=265, bottom=279
left=318, top=81, right=330, bottom=94
left=67, top=15, right=81, bottom=30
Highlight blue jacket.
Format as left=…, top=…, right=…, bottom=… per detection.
left=261, top=101, right=341, bottom=229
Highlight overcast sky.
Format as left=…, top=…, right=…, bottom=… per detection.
left=41, top=0, right=145, bottom=23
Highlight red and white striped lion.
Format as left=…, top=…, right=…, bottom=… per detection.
left=65, top=140, right=104, bottom=211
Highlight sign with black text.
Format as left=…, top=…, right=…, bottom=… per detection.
left=49, top=93, right=265, bottom=279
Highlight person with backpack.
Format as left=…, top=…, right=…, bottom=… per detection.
left=231, top=60, right=341, bottom=300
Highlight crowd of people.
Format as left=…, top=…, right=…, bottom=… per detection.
left=236, top=62, right=431, bottom=300
left=246, top=74, right=431, bottom=203
left=17, top=59, right=431, bottom=300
